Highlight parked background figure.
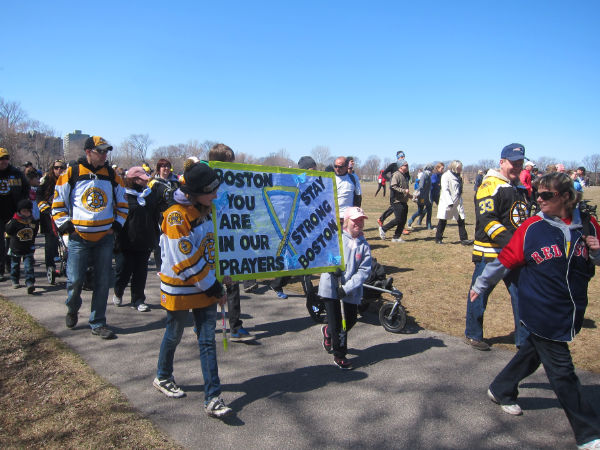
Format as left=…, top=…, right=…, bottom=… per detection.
left=148, top=158, right=180, bottom=271
left=374, top=169, right=386, bottom=197
left=435, top=160, right=472, bottom=245
left=113, top=166, right=159, bottom=312
left=0, top=147, right=30, bottom=282
left=37, top=160, right=66, bottom=280
left=469, top=172, right=600, bottom=448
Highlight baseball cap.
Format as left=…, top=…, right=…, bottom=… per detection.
left=344, top=206, right=368, bottom=221
left=84, top=136, right=113, bottom=152
left=0, top=147, right=9, bottom=158
left=501, top=143, right=525, bottom=161
left=524, top=161, right=535, bottom=168
left=126, top=166, right=150, bottom=180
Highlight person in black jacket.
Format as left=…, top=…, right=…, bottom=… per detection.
left=113, top=166, right=159, bottom=311
left=6, top=199, right=36, bottom=293
left=0, top=148, right=31, bottom=281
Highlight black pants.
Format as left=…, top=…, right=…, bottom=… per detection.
left=153, top=241, right=162, bottom=271
left=382, top=202, right=408, bottom=239
left=114, top=248, right=151, bottom=304
left=227, top=282, right=243, bottom=331
left=375, top=184, right=386, bottom=197
left=323, top=298, right=358, bottom=359
left=490, top=333, right=600, bottom=445
left=380, top=204, right=394, bottom=224
left=270, top=276, right=289, bottom=292
left=40, top=213, right=59, bottom=268
left=435, top=218, right=468, bottom=242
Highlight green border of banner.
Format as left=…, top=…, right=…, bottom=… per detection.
left=208, top=161, right=345, bottom=281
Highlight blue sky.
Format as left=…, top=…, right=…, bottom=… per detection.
left=2, top=1, right=599, bottom=166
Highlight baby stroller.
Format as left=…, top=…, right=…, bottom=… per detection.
left=46, top=218, right=68, bottom=285
left=306, top=258, right=407, bottom=333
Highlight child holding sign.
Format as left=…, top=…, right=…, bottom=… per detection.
left=318, top=206, right=372, bottom=369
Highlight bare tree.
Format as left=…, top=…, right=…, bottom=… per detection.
left=128, top=134, right=153, bottom=163
left=535, top=156, right=558, bottom=172
left=0, top=97, right=29, bottom=157
left=261, top=149, right=294, bottom=167
left=583, top=154, right=600, bottom=185
left=361, top=155, right=381, bottom=181
left=311, top=146, right=331, bottom=170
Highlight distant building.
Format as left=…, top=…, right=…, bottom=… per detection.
left=64, top=130, right=89, bottom=161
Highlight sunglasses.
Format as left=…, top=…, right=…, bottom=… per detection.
left=538, top=191, right=559, bottom=201
left=93, top=148, right=111, bottom=155
left=334, top=164, right=347, bottom=169
left=53, top=165, right=66, bottom=170
left=0, top=156, right=9, bottom=161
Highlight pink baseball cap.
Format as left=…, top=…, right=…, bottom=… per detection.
left=344, top=206, right=368, bottom=221
left=126, top=166, right=150, bottom=180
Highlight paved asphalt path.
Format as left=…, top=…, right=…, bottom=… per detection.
left=4, top=253, right=600, bottom=449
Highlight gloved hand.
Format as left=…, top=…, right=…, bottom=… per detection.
left=337, top=286, right=346, bottom=300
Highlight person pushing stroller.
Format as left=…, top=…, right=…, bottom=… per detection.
left=318, top=206, right=372, bottom=370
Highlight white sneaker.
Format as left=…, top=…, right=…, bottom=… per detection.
left=379, top=226, right=386, bottom=240
left=205, top=396, right=233, bottom=418
left=579, top=439, right=600, bottom=449
left=391, top=238, right=405, bottom=243
left=112, top=295, right=122, bottom=306
left=137, top=302, right=150, bottom=312
left=487, top=388, right=522, bottom=415
left=153, top=377, right=185, bottom=398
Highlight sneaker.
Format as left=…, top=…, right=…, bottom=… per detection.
left=379, top=226, right=386, bottom=240
left=112, top=295, right=122, bottom=306
left=91, top=326, right=116, bottom=339
left=487, top=388, right=522, bottom=416
left=464, top=336, right=490, bottom=351
left=136, top=302, right=150, bottom=312
left=407, top=222, right=413, bottom=230
left=460, top=239, right=474, bottom=246
left=578, top=439, right=600, bottom=449
left=377, top=218, right=383, bottom=227
left=205, top=396, right=233, bottom=418
left=333, top=357, right=353, bottom=370
left=27, top=284, right=35, bottom=295
left=230, top=327, right=253, bottom=341
left=435, top=239, right=443, bottom=244
left=153, top=377, right=186, bottom=398
left=391, top=238, right=405, bottom=243
left=402, top=229, right=411, bottom=235
left=66, top=312, right=78, bottom=329
left=272, top=288, right=288, bottom=299
left=321, top=325, right=332, bottom=353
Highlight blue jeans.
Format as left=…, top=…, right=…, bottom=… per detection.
left=10, top=253, right=35, bottom=286
left=66, top=233, right=114, bottom=329
left=465, top=260, right=528, bottom=347
left=157, top=304, right=221, bottom=402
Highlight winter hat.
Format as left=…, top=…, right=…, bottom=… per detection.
left=180, top=162, right=220, bottom=195
left=126, top=166, right=150, bottom=180
left=17, top=199, right=33, bottom=212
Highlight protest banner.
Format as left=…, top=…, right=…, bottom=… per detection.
left=209, top=161, right=344, bottom=281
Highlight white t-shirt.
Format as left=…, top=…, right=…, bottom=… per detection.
left=335, top=173, right=361, bottom=217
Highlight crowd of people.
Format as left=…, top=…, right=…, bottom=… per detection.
left=1, top=140, right=600, bottom=447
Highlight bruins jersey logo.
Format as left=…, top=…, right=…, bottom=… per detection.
left=199, top=232, right=216, bottom=266
left=178, top=238, right=192, bottom=255
left=54, top=189, right=59, bottom=198
left=0, top=179, right=9, bottom=195
left=167, top=210, right=184, bottom=226
left=17, top=227, right=34, bottom=241
left=510, top=200, right=529, bottom=228
left=82, top=187, right=108, bottom=212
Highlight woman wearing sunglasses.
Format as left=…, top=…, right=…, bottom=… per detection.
left=469, top=172, right=600, bottom=448
left=37, top=160, right=66, bottom=281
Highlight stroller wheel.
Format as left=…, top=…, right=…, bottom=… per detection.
left=47, top=266, right=56, bottom=285
left=306, top=298, right=327, bottom=324
left=379, top=302, right=407, bottom=333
